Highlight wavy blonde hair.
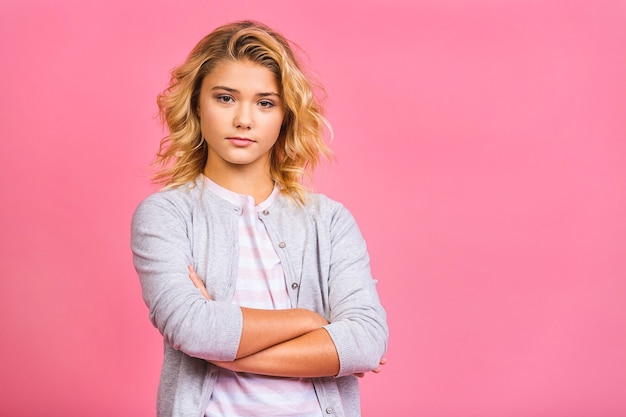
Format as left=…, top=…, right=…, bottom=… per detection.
left=154, top=20, right=332, bottom=204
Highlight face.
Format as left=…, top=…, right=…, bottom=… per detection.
left=197, top=59, right=285, bottom=176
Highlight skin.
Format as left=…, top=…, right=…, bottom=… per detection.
left=198, top=59, right=284, bottom=204
left=191, top=59, right=385, bottom=377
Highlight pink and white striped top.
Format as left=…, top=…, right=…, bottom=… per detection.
left=204, top=178, right=322, bottom=417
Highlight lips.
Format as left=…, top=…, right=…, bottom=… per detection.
left=226, top=137, right=255, bottom=147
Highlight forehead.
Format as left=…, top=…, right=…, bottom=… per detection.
left=202, top=60, right=280, bottom=93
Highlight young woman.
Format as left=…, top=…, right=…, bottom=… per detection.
left=131, top=20, right=388, bottom=417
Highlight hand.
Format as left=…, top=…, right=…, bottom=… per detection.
left=188, top=265, right=212, bottom=300
left=354, top=357, right=387, bottom=378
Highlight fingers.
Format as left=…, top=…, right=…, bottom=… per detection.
left=353, top=357, right=388, bottom=378
left=188, top=265, right=204, bottom=289
left=372, top=357, right=387, bottom=373
left=373, top=357, right=387, bottom=372
left=188, top=265, right=212, bottom=300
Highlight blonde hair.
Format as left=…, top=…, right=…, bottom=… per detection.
left=154, top=20, right=332, bottom=204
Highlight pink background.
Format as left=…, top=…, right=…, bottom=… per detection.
left=1, top=1, right=625, bottom=416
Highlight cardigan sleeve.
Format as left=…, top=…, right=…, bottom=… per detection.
left=322, top=204, right=389, bottom=377
left=131, top=192, right=243, bottom=361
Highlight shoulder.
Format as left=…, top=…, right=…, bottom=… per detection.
left=132, top=182, right=200, bottom=227
left=286, top=192, right=359, bottom=229
left=306, top=192, right=343, bottom=210
left=272, top=192, right=344, bottom=217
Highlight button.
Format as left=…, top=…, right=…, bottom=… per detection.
left=262, top=209, right=269, bottom=215
left=325, top=407, right=333, bottom=414
left=291, top=282, right=299, bottom=290
left=278, top=242, right=286, bottom=248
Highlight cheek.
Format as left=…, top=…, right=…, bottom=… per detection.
left=273, top=119, right=284, bottom=133
left=268, top=122, right=283, bottom=141
left=200, top=109, right=224, bottom=133
left=271, top=113, right=286, bottom=134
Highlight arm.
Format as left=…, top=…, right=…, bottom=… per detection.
left=233, top=203, right=389, bottom=377
left=131, top=195, right=240, bottom=361
left=214, top=342, right=386, bottom=378
left=188, top=266, right=329, bottom=359
left=237, top=307, right=328, bottom=359
left=317, top=203, right=389, bottom=377
left=213, top=328, right=340, bottom=377
left=131, top=195, right=328, bottom=361
left=191, top=268, right=385, bottom=378
left=189, top=266, right=338, bottom=376
left=190, top=274, right=386, bottom=378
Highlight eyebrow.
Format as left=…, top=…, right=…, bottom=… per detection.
left=211, top=86, right=280, bottom=97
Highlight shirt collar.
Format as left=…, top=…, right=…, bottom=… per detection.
left=202, top=175, right=280, bottom=212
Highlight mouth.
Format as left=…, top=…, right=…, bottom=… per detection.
left=226, top=137, right=256, bottom=146
left=227, top=136, right=255, bottom=141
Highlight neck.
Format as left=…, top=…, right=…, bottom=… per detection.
left=203, top=164, right=274, bottom=205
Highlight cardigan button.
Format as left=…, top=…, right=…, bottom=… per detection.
left=325, top=407, right=333, bottom=414
left=262, top=209, right=269, bottom=215
left=278, top=242, right=286, bottom=248
left=291, top=282, right=299, bottom=290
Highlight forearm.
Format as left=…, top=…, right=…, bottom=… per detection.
left=236, top=307, right=328, bottom=359
left=216, top=328, right=340, bottom=377
left=188, top=266, right=328, bottom=359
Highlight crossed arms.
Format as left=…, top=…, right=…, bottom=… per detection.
left=188, top=266, right=384, bottom=378
left=131, top=193, right=388, bottom=379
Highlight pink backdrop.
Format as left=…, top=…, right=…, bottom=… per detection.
left=1, top=1, right=625, bottom=416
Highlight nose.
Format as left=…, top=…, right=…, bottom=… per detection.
left=234, top=104, right=253, bottom=129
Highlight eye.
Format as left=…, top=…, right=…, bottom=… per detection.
left=217, top=95, right=234, bottom=103
left=258, top=100, right=274, bottom=108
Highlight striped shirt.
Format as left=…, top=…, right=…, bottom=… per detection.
left=204, top=179, right=322, bottom=417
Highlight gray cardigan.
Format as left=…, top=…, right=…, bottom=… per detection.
left=131, top=176, right=388, bottom=417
